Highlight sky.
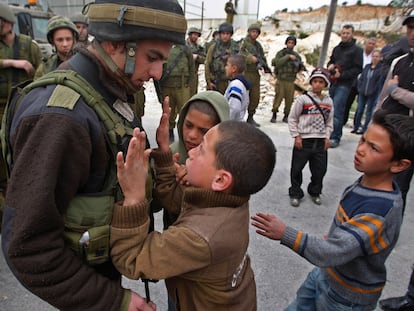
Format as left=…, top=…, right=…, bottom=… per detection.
left=257, top=0, right=391, bottom=18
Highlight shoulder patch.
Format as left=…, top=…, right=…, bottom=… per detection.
left=47, top=84, right=80, bottom=110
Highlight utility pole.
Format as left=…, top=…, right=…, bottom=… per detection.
left=318, top=0, right=337, bottom=67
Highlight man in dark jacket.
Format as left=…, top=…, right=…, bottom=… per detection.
left=1, top=0, right=186, bottom=310
left=327, top=24, right=363, bottom=148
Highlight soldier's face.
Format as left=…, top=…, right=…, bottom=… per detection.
left=130, top=39, right=173, bottom=87
left=249, top=30, right=259, bottom=40
left=220, top=32, right=232, bottom=43
left=52, top=28, right=75, bottom=57
left=75, top=23, right=88, bottom=42
left=0, top=19, right=12, bottom=36
left=188, top=33, right=199, bottom=44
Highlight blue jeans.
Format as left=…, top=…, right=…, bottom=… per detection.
left=284, top=267, right=377, bottom=311
left=329, top=85, right=351, bottom=143
left=353, top=93, right=378, bottom=133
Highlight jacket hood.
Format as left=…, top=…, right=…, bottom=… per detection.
left=231, top=75, right=252, bottom=90
left=171, top=91, right=230, bottom=164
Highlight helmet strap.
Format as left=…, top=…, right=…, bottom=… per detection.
left=125, top=41, right=136, bottom=76
left=92, top=39, right=137, bottom=94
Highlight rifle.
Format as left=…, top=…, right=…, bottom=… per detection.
left=256, top=54, right=271, bottom=73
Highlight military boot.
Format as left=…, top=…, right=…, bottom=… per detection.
left=247, top=114, right=260, bottom=127
left=270, top=112, right=277, bottom=123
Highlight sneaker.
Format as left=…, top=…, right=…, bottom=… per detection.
left=290, top=198, right=300, bottom=207
left=329, top=140, right=339, bottom=148
left=270, top=113, right=277, bottom=123
left=311, top=196, right=322, bottom=205
left=355, top=129, right=364, bottom=135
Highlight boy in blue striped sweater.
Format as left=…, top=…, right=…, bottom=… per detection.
left=252, top=110, right=414, bottom=311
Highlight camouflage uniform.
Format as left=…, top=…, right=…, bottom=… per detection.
left=205, top=38, right=240, bottom=94
left=186, top=28, right=205, bottom=95
left=272, top=38, right=303, bottom=121
left=34, top=15, right=78, bottom=79
left=240, top=25, right=269, bottom=120
left=160, top=44, right=195, bottom=132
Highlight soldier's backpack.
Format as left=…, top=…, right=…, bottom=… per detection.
left=0, top=70, right=152, bottom=265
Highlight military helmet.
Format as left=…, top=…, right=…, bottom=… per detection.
left=70, top=13, right=89, bottom=26
left=188, top=27, right=201, bottom=36
left=0, top=3, right=17, bottom=24
left=248, top=23, right=261, bottom=34
left=219, top=22, right=233, bottom=34
left=47, top=15, right=79, bottom=44
left=84, top=0, right=187, bottom=44
left=285, top=35, right=297, bottom=45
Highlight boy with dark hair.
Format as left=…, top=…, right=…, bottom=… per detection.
left=110, top=103, right=276, bottom=311
left=288, top=67, right=333, bottom=207
left=158, top=90, right=230, bottom=228
left=224, top=54, right=251, bottom=121
left=252, top=110, right=414, bottom=311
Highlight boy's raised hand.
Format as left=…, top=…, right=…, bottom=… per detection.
left=156, top=96, right=171, bottom=153
left=251, top=212, right=287, bottom=240
left=117, top=128, right=151, bottom=206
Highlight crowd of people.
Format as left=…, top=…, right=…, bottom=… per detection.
left=1, top=0, right=414, bottom=310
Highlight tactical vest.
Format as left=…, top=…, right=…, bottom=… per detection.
left=1, top=70, right=152, bottom=265
left=0, top=34, right=37, bottom=107
left=210, top=40, right=240, bottom=80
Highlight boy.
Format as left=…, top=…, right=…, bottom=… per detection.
left=158, top=90, right=229, bottom=228
left=252, top=110, right=414, bottom=311
left=288, top=67, right=333, bottom=207
left=224, top=54, right=251, bottom=121
left=110, top=104, right=276, bottom=310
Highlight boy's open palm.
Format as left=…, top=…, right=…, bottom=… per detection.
left=117, top=128, right=151, bottom=206
left=251, top=212, right=287, bottom=240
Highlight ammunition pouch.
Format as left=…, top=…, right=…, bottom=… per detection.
left=63, top=194, right=114, bottom=265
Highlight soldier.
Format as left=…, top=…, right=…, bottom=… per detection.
left=0, top=2, right=42, bottom=228
left=240, top=23, right=271, bottom=127
left=186, top=27, right=205, bottom=95
left=34, top=15, right=78, bottom=79
left=70, top=13, right=90, bottom=49
left=205, top=22, right=240, bottom=94
left=271, top=35, right=305, bottom=123
left=159, top=44, right=195, bottom=143
left=224, top=0, right=237, bottom=24
left=1, top=0, right=186, bottom=310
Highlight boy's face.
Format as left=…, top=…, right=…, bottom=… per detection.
left=225, top=59, right=234, bottom=78
left=310, top=77, right=326, bottom=93
left=186, top=125, right=220, bottom=189
left=183, top=107, right=217, bottom=152
left=354, top=123, right=395, bottom=176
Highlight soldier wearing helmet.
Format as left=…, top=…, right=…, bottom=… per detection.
left=70, top=13, right=90, bottom=48
left=0, top=2, right=42, bottom=228
left=271, top=35, right=305, bottom=123
left=34, top=15, right=79, bottom=79
left=1, top=0, right=186, bottom=310
left=240, top=22, right=270, bottom=127
left=205, top=22, right=240, bottom=94
left=186, top=27, right=205, bottom=95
